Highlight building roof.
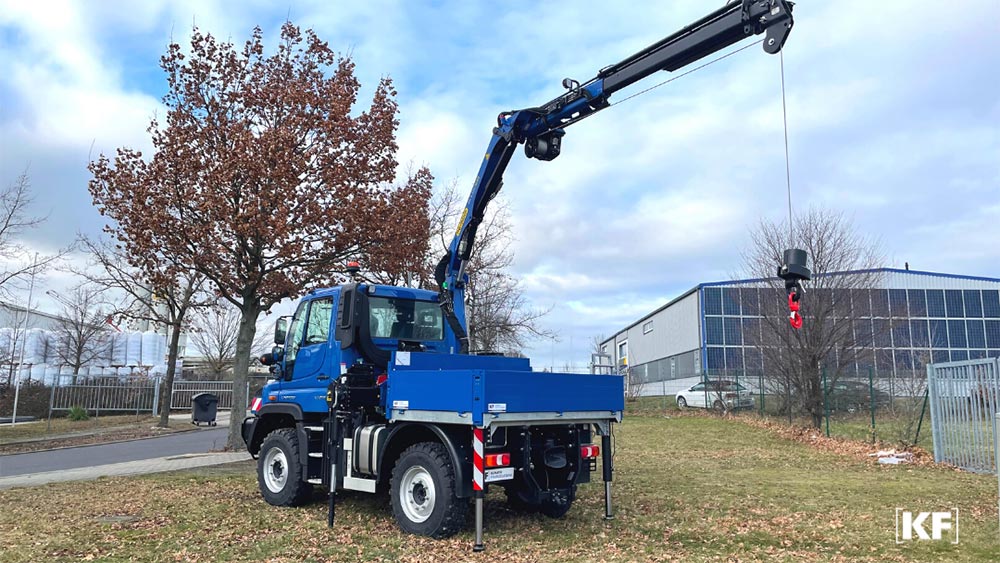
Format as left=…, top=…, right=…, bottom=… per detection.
left=700, top=267, right=1000, bottom=287
left=0, top=300, right=68, bottom=324
left=606, top=267, right=1000, bottom=342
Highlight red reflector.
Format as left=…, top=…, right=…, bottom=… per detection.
left=485, top=453, right=510, bottom=467
left=581, top=445, right=600, bottom=459
left=376, top=374, right=388, bottom=385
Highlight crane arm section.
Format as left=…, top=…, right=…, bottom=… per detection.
left=436, top=1, right=794, bottom=351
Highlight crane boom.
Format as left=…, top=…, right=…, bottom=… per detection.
left=436, top=1, right=795, bottom=351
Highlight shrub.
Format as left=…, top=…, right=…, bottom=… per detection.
left=0, top=380, right=53, bottom=418
left=67, top=405, right=90, bottom=421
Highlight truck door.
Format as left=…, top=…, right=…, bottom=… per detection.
left=281, top=297, right=334, bottom=412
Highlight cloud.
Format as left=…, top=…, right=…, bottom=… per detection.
left=1, top=0, right=997, bottom=371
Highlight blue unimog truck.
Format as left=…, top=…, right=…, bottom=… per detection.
left=241, top=1, right=798, bottom=551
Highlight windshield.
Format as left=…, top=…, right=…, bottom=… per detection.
left=369, top=297, right=444, bottom=341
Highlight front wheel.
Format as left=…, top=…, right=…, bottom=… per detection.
left=390, top=442, right=467, bottom=538
left=257, top=427, right=312, bottom=507
left=676, top=396, right=687, bottom=409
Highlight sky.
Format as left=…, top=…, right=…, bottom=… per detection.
left=0, top=0, right=998, bottom=370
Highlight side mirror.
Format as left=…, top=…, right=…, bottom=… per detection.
left=259, top=346, right=284, bottom=366
left=275, top=316, right=290, bottom=345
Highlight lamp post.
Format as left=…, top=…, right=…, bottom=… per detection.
left=10, top=253, right=38, bottom=426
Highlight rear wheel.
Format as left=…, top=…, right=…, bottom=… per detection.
left=505, top=487, right=532, bottom=511
left=390, top=442, right=467, bottom=538
left=257, top=427, right=312, bottom=507
left=713, top=400, right=726, bottom=411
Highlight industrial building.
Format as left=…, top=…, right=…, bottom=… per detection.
left=600, top=268, right=1000, bottom=395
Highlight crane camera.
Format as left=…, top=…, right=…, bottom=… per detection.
left=524, top=130, right=565, bottom=161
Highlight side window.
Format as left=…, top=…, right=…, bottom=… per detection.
left=305, top=298, right=333, bottom=346
left=690, top=383, right=705, bottom=392
left=285, top=300, right=309, bottom=363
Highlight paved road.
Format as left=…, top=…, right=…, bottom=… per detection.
left=0, top=427, right=232, bottom=478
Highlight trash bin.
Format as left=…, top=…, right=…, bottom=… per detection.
left=191, top=393, right=219, bottom=426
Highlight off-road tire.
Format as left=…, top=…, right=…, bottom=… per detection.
left=390, top=442, right=467, bottom=538
left=257, top=427, right=312, bottom=507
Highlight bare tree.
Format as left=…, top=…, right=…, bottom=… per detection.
left=426, top=182, right=554, bottom=354
left=743, top=208, right=885, bottom=428
left=51, top=285, right=110, bottom=383
left=0, top=172, right=66, bottom=296
left=187, top=301, right=241, bottom=377
left=74, top=235, right=207, bottom=427
left=622, top=362, right=645, bottom=403
left=591, top=334, right=608, bottom=356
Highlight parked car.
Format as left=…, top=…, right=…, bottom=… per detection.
left=676, top=380, right=755, bottom=411
left=827, top=381, right=891, bottom=413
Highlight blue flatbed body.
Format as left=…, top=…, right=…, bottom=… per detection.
left=384, top=351, right=625, bottom=426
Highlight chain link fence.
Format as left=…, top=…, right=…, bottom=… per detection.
left=629, top=366, right=934, bottom=452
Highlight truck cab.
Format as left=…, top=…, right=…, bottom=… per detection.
left=265, top=284, right=454, bottom=414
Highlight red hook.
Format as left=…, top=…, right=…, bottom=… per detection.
left=788, top=291, right=803, bottom=330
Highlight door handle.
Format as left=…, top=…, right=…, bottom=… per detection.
left=317, top=375, right=330, bottom=381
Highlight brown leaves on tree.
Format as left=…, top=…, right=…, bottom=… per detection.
left=89, top=22, right=427, bottom=311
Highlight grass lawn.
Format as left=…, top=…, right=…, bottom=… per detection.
left=1, top=414, right=997, bottom=562
left=630, top=395, right=937, bottom=453
left=0, top=414, right=160, bottom=444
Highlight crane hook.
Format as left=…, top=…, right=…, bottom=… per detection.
left=777, top=248, right=810, bottom=331
left=788, top=290, right=803, bottom=330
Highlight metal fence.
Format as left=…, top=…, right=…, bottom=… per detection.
left=170, top=380, right=235, bottom=410
left=49, top=375, right=160, bottom=416
left=927, top=357, right=1000, bottom=473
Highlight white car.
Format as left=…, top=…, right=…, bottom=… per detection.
left=676, top=380, right=755, bottom=411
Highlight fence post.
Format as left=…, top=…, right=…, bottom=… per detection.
left=823, top=367, right=830, bottom=438
left=46, top=378, right=56, bottom=433
left=152, top=377, right=160, bottom=417
left=994, top=413, right=999, bottom=534
left=758, top=372, right=764, bottom=416
left=927, top=363, right=942, bottom=463
left=913, top=387, right=929, bottom=448
left=868, top=366, right=876, bottom=444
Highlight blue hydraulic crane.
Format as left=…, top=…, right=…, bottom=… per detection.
left=436, top=0, right=806, bottom=349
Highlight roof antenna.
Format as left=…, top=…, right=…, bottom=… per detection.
left=775, top=50, right=810, bottom=329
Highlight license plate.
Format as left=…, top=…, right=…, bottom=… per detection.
left=484, top=467, right=514, bottom=483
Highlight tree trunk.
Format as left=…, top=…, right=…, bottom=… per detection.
left=226, top=300, right=260, bottom=450
left=809, top=369, right=824, bottom=429
left=158, top=323, right=184, bottom=428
